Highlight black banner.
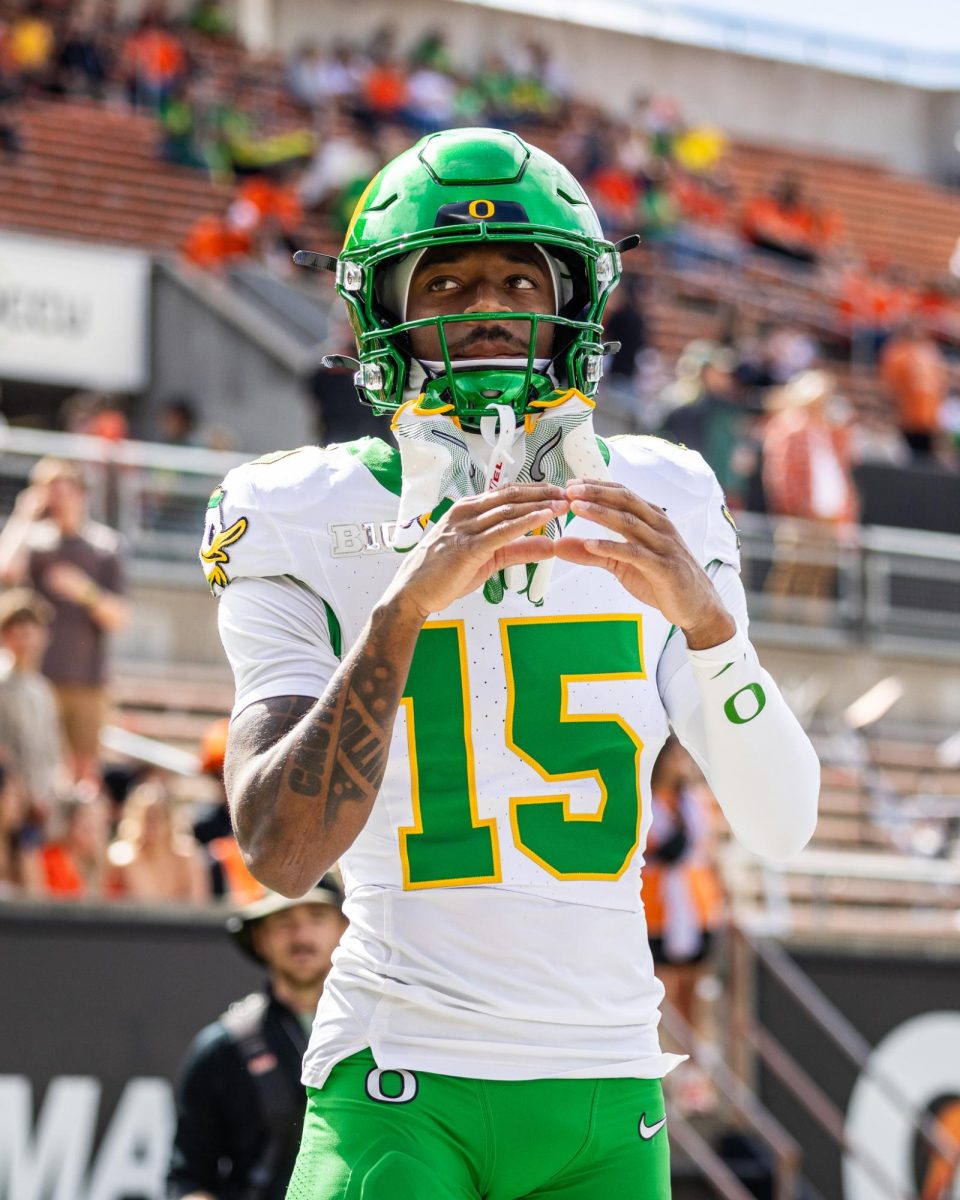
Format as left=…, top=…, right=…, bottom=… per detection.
left=0, top=902, right=261, bottom=1200
left=755, top=940, right=960, bottom=1200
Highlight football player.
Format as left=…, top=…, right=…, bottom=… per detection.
left=200, top=128, right=819, bottom=1199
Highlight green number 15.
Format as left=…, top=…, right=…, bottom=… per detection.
left=398, top=615, right=646, bottom=890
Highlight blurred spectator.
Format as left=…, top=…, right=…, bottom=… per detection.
left=193, top=717, right=263, bottom=902
left=187, top=0, right=233, bottom=40
left=108, top=779, right=210, bottom=903
left=645, top=739, right=723, bottom=1003
left=286, top=40, right=361, bottom=111
left=0, top=760, right=44, bottom=896
left=182, top=208, right=252, bottom=271
left=56, top=9, right=110, bottom=98
left=0, top=587, right=65, bottom=821
left=837, top=257, right=912, bottom=368
left=645, top=738, right=723, bottom=1114
left=357, top=53, right=408, bottom=129
left=762, top=370, right=859, bottom=608
left=879, top=320, right=948, bottom=459
left=120, top=10, right=188, bottom=109
left=298, top=112, right=378, bottom=214
left=659, top=341, right=756, bottom=505
left=168, top=879, right=347, bottom=1200
left=742, top=173, right=841, bottom=267
left=0, top=458, right=130, bottom=782
left=403, top=61, right=457, bottom=134
left=7, top=1, right=55, bottom=93
left=0, top=67, right=22, bottom=160
left=41, top=788, right=114, bottom=898
left=154, top=395, right=200, bottom=446
left=600, top=275, right=649, bottom=429
left=228, top=170, right=305, bottom=271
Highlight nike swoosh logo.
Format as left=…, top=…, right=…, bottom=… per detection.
left=528, top=429, right=563, bottom=481
left=638, top=1114, right=667, bottom=1140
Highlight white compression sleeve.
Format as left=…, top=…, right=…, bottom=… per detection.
left=658, top=565, right=820, bottom=862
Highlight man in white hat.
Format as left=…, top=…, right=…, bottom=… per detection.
left=167, top=877, right=347, bottom=1200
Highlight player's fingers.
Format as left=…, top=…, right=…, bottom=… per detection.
left=493, top=536, right=556, bottom=570
left=568, top=497, right=665, bottom=547
left=567, top=480, right=671, bottom=528
left=581, top=537, right=659, bottom=567
left=468, top=497, right=568, bottom=533
left=458, top=484, right=567, bottom=515
left=474, top=507, right=561, bottom=548
left=552, top=538, right=602, bottom=567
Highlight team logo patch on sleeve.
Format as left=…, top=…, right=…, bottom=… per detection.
left=200, top=486, right=249, bottom=592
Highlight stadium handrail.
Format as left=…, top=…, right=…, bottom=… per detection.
left=735, top=930, right=960, bottom=1181
left=0, top=422, right=247, bottom=478
left=660, top=998, right=802, bottom=1200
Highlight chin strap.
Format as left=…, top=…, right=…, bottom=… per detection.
left=390, top=390, right=610, bottom=606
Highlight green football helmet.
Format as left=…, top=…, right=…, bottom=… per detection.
left=296, top=128, right=636, bottom=428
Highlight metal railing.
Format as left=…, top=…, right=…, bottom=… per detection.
left=727, top=928, right=960, bottom=1200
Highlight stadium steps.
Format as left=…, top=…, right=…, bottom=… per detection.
left=0, top=100, right=232, bottom=251
left=107, top=669, right=234, bottom=760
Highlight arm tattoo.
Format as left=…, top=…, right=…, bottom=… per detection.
left=285, top=665, right=394, bottom=831
left=226, top=609, right=417, bottom=885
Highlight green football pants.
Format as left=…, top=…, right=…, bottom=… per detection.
left=285, top=1048, right=671, bottom=1199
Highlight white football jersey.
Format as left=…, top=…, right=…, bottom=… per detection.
left=201, top=433, right=741, bottom=1084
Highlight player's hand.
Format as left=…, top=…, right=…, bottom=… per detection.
left=555, top=480, right=736, bottom=650
left=387, top=485, right=568, bottom=620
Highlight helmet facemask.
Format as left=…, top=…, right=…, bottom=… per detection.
left=297, top=129, right=636, bottom=430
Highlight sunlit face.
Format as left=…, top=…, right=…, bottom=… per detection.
left=252, top=904, right=347, bottom=988
left=69, top=800, right=109, bottom=858
left=1, top=618, right=48, bottom=668
left=140, top=798, right=173, bottom=848
left=405, top=244, right=556, bottom=362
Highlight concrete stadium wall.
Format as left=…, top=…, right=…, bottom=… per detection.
left=148, top=264, right=317, bottom=457
left=245, top=0, right=956, bottom=177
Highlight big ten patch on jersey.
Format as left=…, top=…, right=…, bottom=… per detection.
left=329, top=521, right=397, bottom=557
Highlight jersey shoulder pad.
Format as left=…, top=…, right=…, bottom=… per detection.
left=605, top=434, right=739, bottom=569
left=199, top=446, right=324, bottom=593
left=199, top=441, right=396, bottom=593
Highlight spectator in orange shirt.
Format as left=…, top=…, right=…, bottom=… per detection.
left=837, top=258, right=914, bottom=367
left=743, top=173, right=840, bottom=267
left=121, top=11, right=187, bottom=109
left=41, top=789, right=114, bottom=899
left=879, top=320, right=948, bottom=457
left=182, top=210, right=252, bottom=271
left=358, top=55, right=409, bottom=128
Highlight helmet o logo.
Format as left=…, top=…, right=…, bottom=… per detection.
left=468, top=198, right=496, bottom=220
left=365, top=1066, right=419, bottom=1104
